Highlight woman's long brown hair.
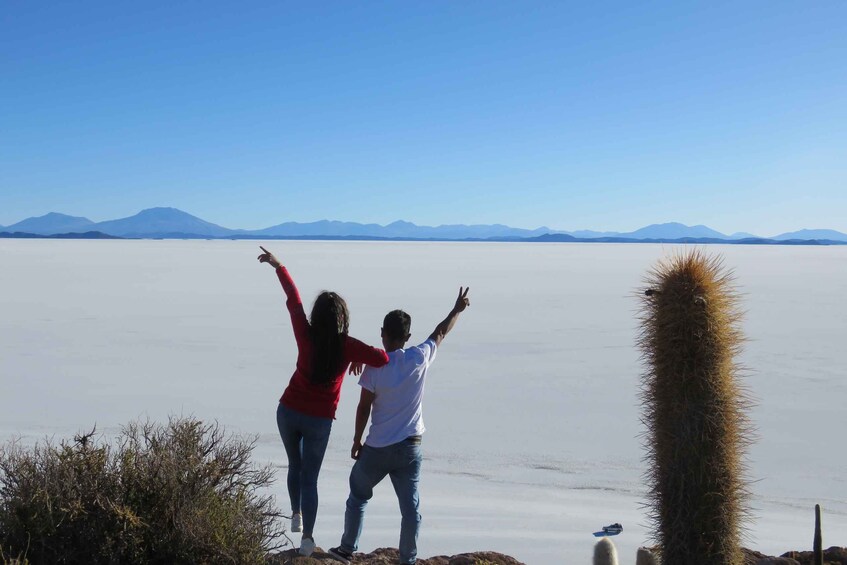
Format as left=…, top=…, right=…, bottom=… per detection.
left=308, top=291, right=349, bottom=386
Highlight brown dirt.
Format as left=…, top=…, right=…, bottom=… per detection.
left=269, top=545, right=847, bottom=565
left=267, top=546, right=525, bottom=564
left=779, top=546, right=847, bottom=565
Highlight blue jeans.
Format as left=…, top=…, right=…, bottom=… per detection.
left=276, top=403, right=333, bottom=536
left=340, top=437, right=422, bottom=565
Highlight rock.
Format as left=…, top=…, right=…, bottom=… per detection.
left=740, top=547, right=800, bottom=564
left=267, top=544, right=847, bottom=565
left=267, top=547, right=525, bottom=564
left=266, top=547, right=330, bottom=564
left=436, top=551, right=525, bottom=564
left=740, top=546, right=847, bottom=565
left=781, top=546, right=847, bottom=565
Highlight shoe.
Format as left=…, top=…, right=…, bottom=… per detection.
left=291, top=512, right=302, bottom=533
left=328, top=546, right=352, bottom=563
left=299, top=537, right=316, bottom=557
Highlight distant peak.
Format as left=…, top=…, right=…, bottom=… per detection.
left=41, top=212, right=91, bottom=220
left=136, top=207, right=194, bottom=217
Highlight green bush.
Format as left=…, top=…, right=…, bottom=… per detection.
left=0, top=418, right=286, bottom=564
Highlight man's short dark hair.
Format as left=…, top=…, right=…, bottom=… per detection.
left=383, top=309, right=411, bottom=340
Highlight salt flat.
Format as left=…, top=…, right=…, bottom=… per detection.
left=1, top=240, right=844, bottom=564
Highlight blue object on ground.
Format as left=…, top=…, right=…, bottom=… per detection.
left=593, top=523, right=623, bottom=537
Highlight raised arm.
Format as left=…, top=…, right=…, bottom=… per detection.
left=257, top=246, right=308, bottom=344
left=346, top=337, right=389, bottom=369
left=428, top=287, right=470, bottom=347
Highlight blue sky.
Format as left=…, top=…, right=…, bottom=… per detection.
left=2, top=1, right=845, bottom=235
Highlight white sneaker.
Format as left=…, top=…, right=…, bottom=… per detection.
left=299, top=537, right=316, bottom=557
left=291, top=512, right=302, bottom=533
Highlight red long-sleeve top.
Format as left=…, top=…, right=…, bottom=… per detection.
left=275, top=266, right=389, bottom=419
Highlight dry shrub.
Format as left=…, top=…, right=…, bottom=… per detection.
left=0, top=547, right=30, bottom=565
left=0, top=418, right=285, bottom=564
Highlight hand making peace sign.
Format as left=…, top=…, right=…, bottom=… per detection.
left=454, top=286, right=470, bottom=312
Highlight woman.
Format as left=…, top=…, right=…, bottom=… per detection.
left=258, top=246, right=389, bottom=556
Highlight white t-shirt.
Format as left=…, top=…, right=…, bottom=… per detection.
left=359, top=339, right=437, bottom=448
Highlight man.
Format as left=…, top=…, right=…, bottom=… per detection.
left=329, top=287, right=471, bottom=565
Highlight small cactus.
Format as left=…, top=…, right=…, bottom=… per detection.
left=638, top=250, right=752, bottom=565
left=814, top=504, right=823, bottom=565
left=593, top=537, right=619, bottom=565
left=636, top=547, right=660, bottom=565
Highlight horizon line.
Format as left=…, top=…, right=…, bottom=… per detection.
left=3, top=207, right=846, bottom=238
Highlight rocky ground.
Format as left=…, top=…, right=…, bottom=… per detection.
left=755, top=546, right=847, bottom=565
left=268, top=545, right=847, bottom=565
left=267, top=546, right=524, bottom=564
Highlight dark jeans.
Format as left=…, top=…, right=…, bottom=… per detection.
left=340, top=437, right=423, bottom=565
left=276, top=402, right=333, bottom=536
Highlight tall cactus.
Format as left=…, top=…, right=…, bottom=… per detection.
left=638, top=250, right=751, bottom=565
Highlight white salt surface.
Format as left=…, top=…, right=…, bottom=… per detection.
left=0, top=240, right=844, bottom=564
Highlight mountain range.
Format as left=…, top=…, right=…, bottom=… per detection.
left=2, top=208, right=846, bottom=243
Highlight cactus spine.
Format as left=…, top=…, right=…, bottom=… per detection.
left=639, top=250, right=751, bottom=565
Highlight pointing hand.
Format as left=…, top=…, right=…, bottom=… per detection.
left=257, top=246, right=281, bottom=269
